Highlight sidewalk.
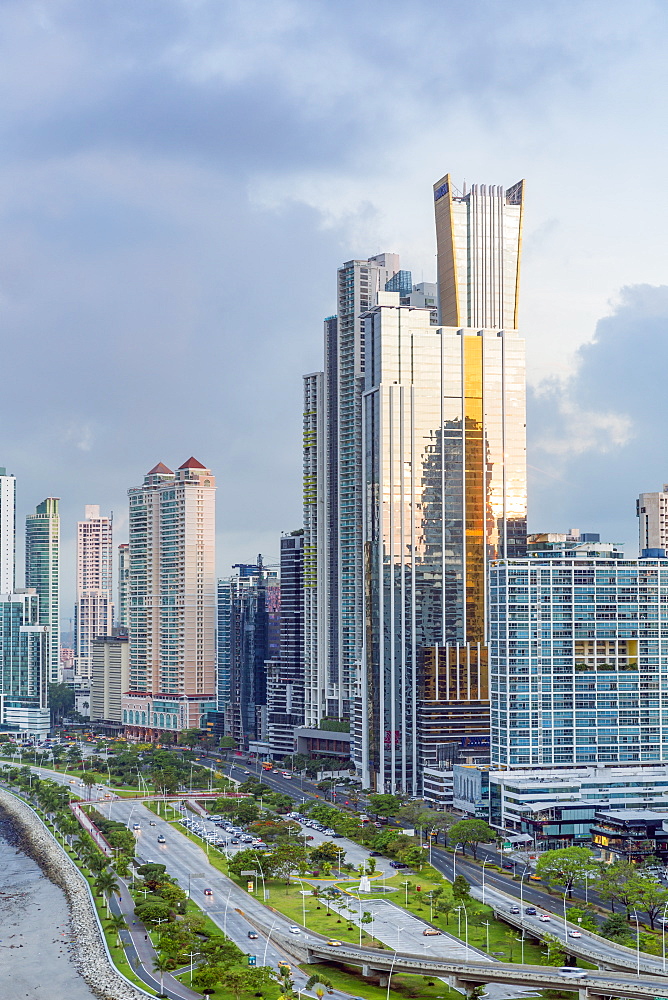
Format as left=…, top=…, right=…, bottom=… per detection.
left=109, top=878, right=202, bottom=1000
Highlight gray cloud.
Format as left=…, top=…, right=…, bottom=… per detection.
left=528, top=285, right=668, bottom=552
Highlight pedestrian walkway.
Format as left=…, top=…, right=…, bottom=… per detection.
left=109, top=877, right=201, bottom=1000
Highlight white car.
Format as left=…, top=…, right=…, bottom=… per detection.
left=558, top=967, right=587, bottom=977
left=538, top=914, right=551, bottom=922
left=288, top=926, right=300, bottom=935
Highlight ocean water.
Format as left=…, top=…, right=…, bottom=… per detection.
left=0, top=816, right=96, bottom=999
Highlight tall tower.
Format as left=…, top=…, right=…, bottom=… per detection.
left=312, top=254, right=401, bottom=725
left=360, top=174, right=527, bottom=794
left=267, top=532, right=305, bottom=757
left=74, top=505, right=113, bottom=678
left=117, top=543, right=129, bottom=627
left=26, top=498, right=60, bottom=683
left=302, top=371, right=326, bottom=725
left=433, top=174, right=524, bottom=328
left=0, top=468, right=16, bottom=594
left=122, top=459, right=217, bottom=739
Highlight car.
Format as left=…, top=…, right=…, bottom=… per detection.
left=157, top=835, right=166, bottom=844
left=278, top=961, right=291, bottom=971
left=510, top=906, right=520, bottom=914
left=369, top=851, right=382, bottom=857
left=529, top=875, right=542, bottom=882
left=324, top=829, right=335, bottom=835
left=149, top=821, right=156, bottom=827
left=132, top=823, right=141, bottom=830
left=203, top=888, right=213, bottom=896
left=422, top=928, right=442, bottom=936
left=524, top=907, right=536, bottom=915
left=569, top=930, right=582, bottom=938
left=558, top=968, right=587, bottom=977
left=305, top=835, right=314, bottom=841
left=231, top=839, right=240, bottom=844
left=326, top=940, right=342, bottom=947
left=538, top=914, right=551, bottom=922
left=288, top=926, right=300, bottom=935
left=282, top=772, right=292, bottom=779
left=389, top=861, right=408, bottom=869
left=248, top=931, right=259, bottom=940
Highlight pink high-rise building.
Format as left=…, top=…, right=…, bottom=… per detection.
left=74, top=505, right=113, bottom=678
left=122, top=458, right=216, bottom=740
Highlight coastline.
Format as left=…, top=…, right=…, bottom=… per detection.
left=0, top=788, right=150, bottom=1000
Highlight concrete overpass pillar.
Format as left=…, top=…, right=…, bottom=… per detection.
left=361, top=966, right=388, bottom=986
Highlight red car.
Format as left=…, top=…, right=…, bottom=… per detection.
left=203, top=888, right=213, bottom=896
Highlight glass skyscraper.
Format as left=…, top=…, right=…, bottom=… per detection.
left=25, top=497, right=60, bottom=684
left=360, top=175, right=527, bottom=793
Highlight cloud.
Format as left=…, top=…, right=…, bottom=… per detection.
left=528, top=285, right=668, bottom=551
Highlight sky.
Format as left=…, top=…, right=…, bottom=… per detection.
left=2, top=0, right=668, bottom=618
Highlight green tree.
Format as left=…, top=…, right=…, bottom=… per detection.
left=310, top=841, right=343, bottom=865
left=107, top=914, right=126, bottom=948
left=48, top=682, right=75, bottom=725
left=447, top=818, right=496, bottom=860
left=595, top=859, right=637, bottom=914
left=235, top=799, right=260, bottom=824
left=135, top=900, right=172, bottom=925
left=635, top=878, right=668, bottom=930
left=535, top=846, right=599, bottom=898
left=368, top=793, right=402, bottom=818
left=600, top=911, right=634, bottom=944
left=453, top=875, right=470, bottom=901
left=566, top=905, right=599, bottom=932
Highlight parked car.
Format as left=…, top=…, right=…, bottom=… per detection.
left=389, top=861, right=408, bottom=869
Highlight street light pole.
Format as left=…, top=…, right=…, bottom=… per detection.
left=633, top=909, right=640, bottom=976
left=481, top=859, right=490, bottom=905
left=662, top=900, right=668, bottom=973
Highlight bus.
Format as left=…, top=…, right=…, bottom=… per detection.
left=262, top=761, right=273, bottom=771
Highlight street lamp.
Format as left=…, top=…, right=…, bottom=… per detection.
left=262, top=919, right=277, bottom=967
left=455, top=905, right=469, bottom=959
left=633, top=909, right=641, bottom=976
left=385, top=948, right=399, bottom=1000
left=482, top=919, right=490, bottom=953
left=401, top=880, right=410, bottom=906
left=562, top=889, right=568, bottom=942
left=453, top=842, right=463, bottom=882
left=481, top=859, right=491, bottom=905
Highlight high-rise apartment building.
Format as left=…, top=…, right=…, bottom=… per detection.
left=638, top=486, right=668, bottom=554
left=0, top=468, right=16, bottom=594
left=304, top=255, right=401, bottom=730
left=360, top=292, right=526, bottom=792
left=25, top=498, right=60, bottom=683
left=267, top=532, right=305, bottom=757
left=122, top=459, right=217, bottom=738
left=74, top=505, right=113, bottom=678
left=0, top=590, right=49, bottom=739
left=91, top=633, right=129, bottom=723
left=117, top=543, right=129, bottom=627
left=302, top=371, right=326, bottom=725
left=217, top=558, right=280, bottom=747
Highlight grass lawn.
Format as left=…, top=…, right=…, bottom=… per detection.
left=301, top=961, right=465, bottom=1000
left=146, top=800, right=185, bottom=822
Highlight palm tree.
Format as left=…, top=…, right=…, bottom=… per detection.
left=95, top=870, right=119, bottom=915
left=108, top=913, right=126, bottom=948
left=305, top=974, right=334, bottom=997
left=153, top=953, right=172, bottom=993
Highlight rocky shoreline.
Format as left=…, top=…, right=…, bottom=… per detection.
left=0, top=788, right=149, bottom=1000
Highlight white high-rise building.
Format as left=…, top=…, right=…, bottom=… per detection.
left=638, top=486, right=668, bottom=553
left=122, top=459, right=217, bottom=738
left=74, top=505, right=113, bottom=679
left=0, top=468, right=16, bottom=595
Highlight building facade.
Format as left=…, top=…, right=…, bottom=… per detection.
left=360, top=291, right=526, bottom=793
left=91, top=633, right=129, bottom=722
left=0, top=591, right=49, bottom=739
left=267, top=532, right=305, bottom=758
left=117, top=543, right=129, bottom=627
left=217, top=559, right=280, bottom=747
left=302, top=371, right=326, bottom=726
left=433, top=174, right=524, bottom=330
left=490, top=548, right=668, bottom=769
left=122, top=459, right=217, bottom=739
left=638, top=486, right=668, bottom=554
left=0, top=468, right=16, bottom=595
left=25, top=497, right=60, bottom=683
left=74, top=505, right=113, bottom=678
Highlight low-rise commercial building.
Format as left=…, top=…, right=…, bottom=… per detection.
left=591, top=809, right=668, bottom=865
left=90, top=634, right=129, bottom=723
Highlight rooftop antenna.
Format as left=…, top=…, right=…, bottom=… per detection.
left=463, top=180, right=467, bottom=196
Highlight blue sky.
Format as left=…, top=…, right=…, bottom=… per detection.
left=2, top=0, right=668, bottom=613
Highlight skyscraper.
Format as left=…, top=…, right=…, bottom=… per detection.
left=122, top=459, right=217, bottom=739
left=25, top=497, right=60, bottom=683
left=117, top=543, right=129, bottom=627
left=0, top=468, right=16, bottom=594
left=305, top=255, right=402, bottom=731
left=267, top=532, right=305, bottom=757
left=74, top=505, right=113, bottom=679
left=359, top=175, right=527, bottom=793
left=217, top=558, right=280, bottom=747
left=0, top=590, right=49, bottom=739
left=433, top=174, right=524, bottom=329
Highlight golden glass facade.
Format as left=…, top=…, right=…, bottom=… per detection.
left=361, top=297, right=526, bottom=792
